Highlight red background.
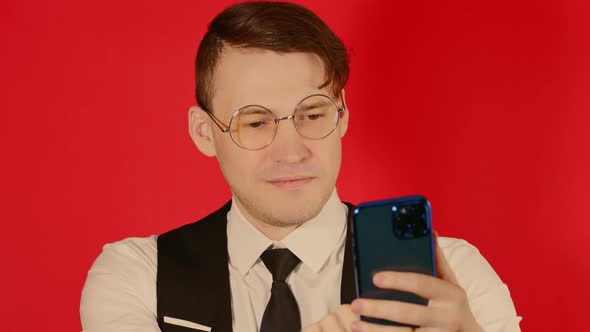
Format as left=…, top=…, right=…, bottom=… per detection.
left=2, top=0, right=589, bottom=331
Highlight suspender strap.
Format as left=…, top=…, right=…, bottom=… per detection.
left=341, top=202, right=357, bottom=304
left=157, top=201, right=233, bottom=332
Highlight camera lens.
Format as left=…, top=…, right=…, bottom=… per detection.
left=392, top=203, right=428, bottom=239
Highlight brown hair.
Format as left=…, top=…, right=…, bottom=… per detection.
left=195, top=1, right=349, bottom=112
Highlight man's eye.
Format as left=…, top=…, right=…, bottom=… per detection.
left=306, top=113, right=323, bottom=120
left=298, top=113, right=324, bottom=121
left=247, top=120, right=269, bottom=128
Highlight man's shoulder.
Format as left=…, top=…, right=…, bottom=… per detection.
left=81, top=235, right=160, bottom=329
left=438, top=236, right=479, bottom=254
left=437, top=236, right=509, bottom=295
left=436, top=239, right=521, bottom=328
left=90, top=235, right=159, bottom=277
left=87, top=200, right=231, bottom=273
left=159, top=200, right=232, bottom=239
left=81, top=235, right=167, bottom=329
left=107, top=235, right=158, bottom=250
left=437, top=236, right=489, bottom=274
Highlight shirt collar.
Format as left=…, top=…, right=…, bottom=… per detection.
left=227, top=199, right=273, bottom=277
left=281, top=190, right=347, bottom=273
left=226, top=189, right=348, bottom=276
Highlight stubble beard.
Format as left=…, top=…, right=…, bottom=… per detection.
left=231, top=184, right=333, bottom=229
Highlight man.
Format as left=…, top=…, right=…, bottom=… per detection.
left=81, top=2, right=521, bottom=331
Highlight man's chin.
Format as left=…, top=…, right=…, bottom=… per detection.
left=265, top=179, right=323, bottom=206
left=232, top=179, right=332, bottom=226
left=263, top=184, right=330, bottom=222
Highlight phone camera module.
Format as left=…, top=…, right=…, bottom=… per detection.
left=392, top=204, right=429, bottom=239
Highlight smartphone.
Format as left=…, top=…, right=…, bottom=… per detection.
left=352, top=195, right=436, bottom=326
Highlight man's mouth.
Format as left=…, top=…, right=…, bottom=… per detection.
left=267, top=176, right=315, bottom=189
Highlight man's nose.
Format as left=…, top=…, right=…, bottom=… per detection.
left=267, top=118, right=311, bottom=164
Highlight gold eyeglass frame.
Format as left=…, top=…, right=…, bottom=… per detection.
left=202, top=93, right=347, bottom=150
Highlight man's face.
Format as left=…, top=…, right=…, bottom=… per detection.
left=205, top=46, right=348, bottom=228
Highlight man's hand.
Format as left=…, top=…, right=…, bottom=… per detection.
left=349, top=235, right=484, bottom=332
left=301, top=305, right=359, bottom=332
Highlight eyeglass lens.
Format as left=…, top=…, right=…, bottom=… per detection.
left=228, top=95, right=340, bottom=150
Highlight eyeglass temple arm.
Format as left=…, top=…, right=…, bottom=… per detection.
left=203, top=108, right=230, bottom=132
left=337, top=98, right=347, bottom=117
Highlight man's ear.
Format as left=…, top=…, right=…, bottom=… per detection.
left=338, top=89, right=349, bottom=138
left=188, top=106, right=217, bottom=157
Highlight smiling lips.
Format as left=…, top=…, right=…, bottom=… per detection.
left=268, top=176, right=315, bottom=189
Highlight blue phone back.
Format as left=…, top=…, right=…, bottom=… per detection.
left=352, top=195, right=436, bottom=325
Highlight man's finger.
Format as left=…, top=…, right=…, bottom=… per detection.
left=372, top=271, right=460, bottom=301
left=352, top=298, right=440, bottom=327
left=433, top=231, right=459, bottom=284
left=351, top=320, right=414, bottom=332
left=336, top=304, right=360, bottom=330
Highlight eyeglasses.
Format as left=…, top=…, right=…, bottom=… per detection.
left=203, top=94, right=346, bottom=150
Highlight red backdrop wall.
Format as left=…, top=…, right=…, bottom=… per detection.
left=2, top=0, right=588, bottom=331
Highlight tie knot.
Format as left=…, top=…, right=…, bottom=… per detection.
left=260, top=248, right=301, bottom=282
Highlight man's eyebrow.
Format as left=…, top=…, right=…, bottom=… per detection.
left=297, top=100, right=331, bottom=112
left=239, top=107, right=268, bottom=115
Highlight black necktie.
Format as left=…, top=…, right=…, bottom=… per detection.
left=259, top=248, right=302, bottom=332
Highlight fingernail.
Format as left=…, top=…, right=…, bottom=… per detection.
left=351, top=300, right=363, bottom=314
left=373, top=272, right=384, bottom=286
left=351, top=321, right=362, bottom=332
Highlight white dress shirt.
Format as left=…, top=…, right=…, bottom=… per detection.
left=80, top=190, right=522, bottom=331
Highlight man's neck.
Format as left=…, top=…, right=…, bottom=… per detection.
left=250, top=220, right=298, bottom=241
left=232, top=199, right=301, bottom=241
